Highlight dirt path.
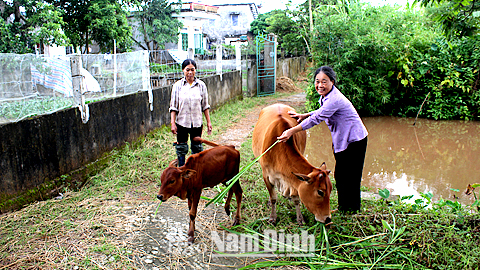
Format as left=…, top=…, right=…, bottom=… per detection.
left=126, top=90, right=307, bottom=269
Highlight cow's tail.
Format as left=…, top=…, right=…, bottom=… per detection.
left=192, top=136, right=220, bottom=147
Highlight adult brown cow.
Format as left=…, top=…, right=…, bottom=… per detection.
left=252, top=103, right=332, bottom=225
left=157, top=138, right=242, bottom=243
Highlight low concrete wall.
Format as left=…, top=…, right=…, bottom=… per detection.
left=0, top=71, right=241, bottom=210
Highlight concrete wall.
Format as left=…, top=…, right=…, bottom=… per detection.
left=0, top=71, right=241, bottom=210
left=276, top=56, right=307, bottom=79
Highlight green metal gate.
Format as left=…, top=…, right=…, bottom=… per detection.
left=256, top=34, right=277, bottom=96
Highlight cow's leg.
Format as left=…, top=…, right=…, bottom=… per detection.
left=292, top=195, right=305, bottom=225
left=231, top=181, right=243, bottom=226
left=263, top=176, right=277, bottom=224
left=224, top=184, right=235, bottom=217
left=187, top=193, right=201, bottom=244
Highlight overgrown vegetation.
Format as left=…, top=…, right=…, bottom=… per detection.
left=305, top=2, right=480, bottom=120
left=251, top=1, right=480, bottom=121
left=1, top=90, right=478, bottom=269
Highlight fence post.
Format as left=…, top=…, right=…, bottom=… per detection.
left=70, top=54, right=89, bottom=123
left=143, top=50, right=153, bottom=111
left=235, top=43, right=241, bottom=71
left=216, top=44, right=222, bottom=80
left=188, top=48, right=194, bottom=60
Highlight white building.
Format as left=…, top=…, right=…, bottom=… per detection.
left=168, top=2, right=220, bottom=62
left=203, top=3, right=258, bottom=45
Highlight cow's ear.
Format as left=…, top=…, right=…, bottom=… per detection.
left=319, top=162, right=327, bottom=170
left=182, top=169, right=197, bottom=179
left=292, top=172, right=313, bottom=184
left=169, top=159, right=178, bottom=167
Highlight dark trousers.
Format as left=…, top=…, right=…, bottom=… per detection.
left=333, top=137, right=368, bottom=212
left=176, top=124, right=203, bottom=144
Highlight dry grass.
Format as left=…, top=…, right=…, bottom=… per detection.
left=0, top=84, right=305, bottom=269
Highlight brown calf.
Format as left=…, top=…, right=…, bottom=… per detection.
left=157, top=138, right=242, bottom=243
left=252, top=103, right=332, bottom=225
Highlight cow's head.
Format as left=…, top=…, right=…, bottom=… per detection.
left=294, top=162, right=332, bottom=224
left=157, top=161, right=197, bottom=202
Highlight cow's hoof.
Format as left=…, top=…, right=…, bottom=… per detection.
left=188, top=236, right=194, bottom=244
left=225, top=208, right=231, bottom=216
left=232, top=219, right=240, bottom=226
left=268, top=218, right=277, bottom=225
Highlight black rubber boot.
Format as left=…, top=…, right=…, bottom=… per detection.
left=191, top=142, right=203, bottom=154
left=175, top=142, right=188, bottom=166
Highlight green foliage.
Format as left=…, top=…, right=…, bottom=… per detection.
left=306, top=1, right=480, bottom=121
left=265, top=10, right=306, bottom=56
left=250, top=12, right=272, bottom=36
left=0, top=0, right=69, bottom=53
left=86, top=0, right=132, bottom=53
left=149, top=62, right=181, bottom=74
left=45, top=0, right=132, bottom=53
left=0, top=96, right=73, bottom=121
left=397, top=36, right=480, bottom=120
left=0, top=20, right=30, bottom=53
left=416, top=0, right=480, bottom=38
left=130, top=0, right=183, bottom=51
left=379, top=188, right=390, bottom=199
left=250, top=9, right=306, bottom=57
left=310, top=3, right=436, bottom=115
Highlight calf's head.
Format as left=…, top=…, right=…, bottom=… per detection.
left=294, top=163, right=332, bottom=224
left=157, top=164, right=197, bottom=202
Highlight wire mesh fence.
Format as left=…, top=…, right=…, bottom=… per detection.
left=0, top=45, right=254, bottom=124
left=149, top=45, right=242, bottom=89
left=0, top=53, right=75, bottom=125
left=0, top=51, right=150, bottom=124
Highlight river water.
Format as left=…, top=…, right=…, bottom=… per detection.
left=304, top=116, right=480, bottom=205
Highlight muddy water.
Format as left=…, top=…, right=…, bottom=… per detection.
left=304, top=116, right=480, bottom=205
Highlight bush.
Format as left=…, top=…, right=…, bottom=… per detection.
left=308, top=2, right=480, bottom=120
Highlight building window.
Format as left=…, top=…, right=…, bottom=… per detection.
left=194, top=34, right=203, bottom=54
left=231, top=14, right=238, bottom=26
left=182, top=33, right=188, bottom=51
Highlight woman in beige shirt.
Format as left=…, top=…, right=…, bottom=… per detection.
left=169, top=59, right=212, bottom=166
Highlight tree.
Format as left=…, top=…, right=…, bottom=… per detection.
left=46, top=0, right=132, bottom=53
left=87, top=0, right=132, bottom=53
left=250, top=12, right=270, bottom=36
left=250, top=10, right=306, bottom=56
left=130, top=0, right=182, bottom=51
left=415, top=0, right=480, bottom=38
left=0, top=0, right=68, bottom=53
left=265, top=10, right=306, bottom=56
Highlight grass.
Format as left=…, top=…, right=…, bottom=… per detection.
left=1, top=87, right=479, bottom=269
left=0, top=96, right=74, bottom=122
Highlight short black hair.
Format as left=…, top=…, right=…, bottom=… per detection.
left=314, top=66, right=336, bottom=85
left=182, top=59, right=197, bottom=70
